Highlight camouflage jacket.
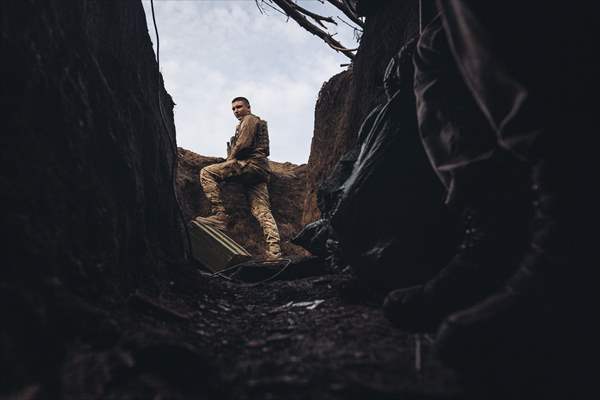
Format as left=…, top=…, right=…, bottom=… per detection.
left=227, top=113, right=270, bottom=171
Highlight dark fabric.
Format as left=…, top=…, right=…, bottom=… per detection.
left=437, top=2, right=546, bottom=161
left=432, top=0, right=596, bottom=298
left=414, top=15, right=496, bottom=204
left=329, top=39, right=453, bottom=290
left=426, top=2, right=597, bottom=397
left=436, top=1, right=595, bottom=163
left=417, top=2, right=596, bottom=204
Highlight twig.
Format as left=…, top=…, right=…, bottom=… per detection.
left=290, top=1, right=337, bottom=29
left=262, top=1, right=289, bottom=17
left=254, top=0, right=264, bottom=15
left=336, top=15, right=356, bottom=30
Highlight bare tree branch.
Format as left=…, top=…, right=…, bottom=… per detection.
left=268, top=0, right=357, bottom=60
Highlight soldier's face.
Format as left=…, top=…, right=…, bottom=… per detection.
left=232, top=101, right=250, bottom=120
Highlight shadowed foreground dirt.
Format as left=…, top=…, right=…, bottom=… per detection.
left=57, top=258, right=461, bottom=399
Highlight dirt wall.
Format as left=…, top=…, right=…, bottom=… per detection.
left=1, top=0, right=185, bottom=290
left=301, top=0, right=420, bottom=224
left=1, top=0, right=186, bottom=391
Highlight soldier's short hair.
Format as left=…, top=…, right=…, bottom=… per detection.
left=231, top=96, right=250, bottom=107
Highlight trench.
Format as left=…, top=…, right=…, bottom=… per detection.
left=1, top=1, right=459, bottom=398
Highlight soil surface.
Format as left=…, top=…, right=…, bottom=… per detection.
left=63, top=257, right=463, bottom=399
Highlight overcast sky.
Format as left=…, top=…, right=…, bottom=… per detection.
left=141, top=0, right=359, bottom=164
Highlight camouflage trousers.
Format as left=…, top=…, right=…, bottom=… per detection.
left=200, top=159, right=281, bottom=257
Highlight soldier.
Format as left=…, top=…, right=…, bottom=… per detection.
left=196, top=97, right=282, bottom=260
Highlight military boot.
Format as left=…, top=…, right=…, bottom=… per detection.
left=195, top=211, right=230, bottom=232
left=383, top=154, right=533, bottom=332
left=435, top=160, right=571, bottom=372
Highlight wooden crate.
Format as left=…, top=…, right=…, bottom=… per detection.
left=189, top=220, right=252, bottom=272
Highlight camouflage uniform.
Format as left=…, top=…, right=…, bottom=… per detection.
left=199, top=113, right=282, bottom=259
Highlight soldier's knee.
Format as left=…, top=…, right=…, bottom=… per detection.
left=254, top=210, right=277, bottom=228
left=250, top=206, right=267, bottom=219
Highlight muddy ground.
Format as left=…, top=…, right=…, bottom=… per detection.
left=54, top=257, right=462, bottom=399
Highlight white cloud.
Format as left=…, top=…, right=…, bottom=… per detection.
left=142, top=0, right=357, bottom=164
